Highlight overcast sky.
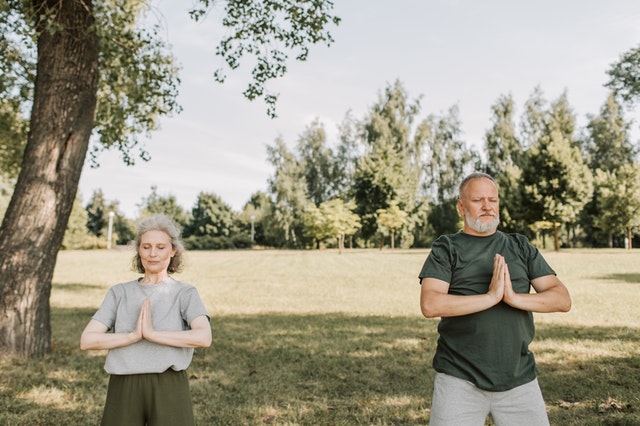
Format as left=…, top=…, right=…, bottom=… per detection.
left=78, top=0, right=640, bottom=218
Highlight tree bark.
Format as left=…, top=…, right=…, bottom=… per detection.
left=0, top=0, right=99, bottom=356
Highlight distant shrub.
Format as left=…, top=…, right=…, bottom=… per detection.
left=231, top=234, right=253, bottom=249
left=61, top=234, right=107, bottom=250
left=184, top=234, right=254, bottom=250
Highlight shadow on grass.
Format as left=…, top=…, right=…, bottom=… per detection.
left=51, top=282, right=106, bottom=291
left=0, top=308, right=107, bottom=425
left=1, top=309, right=639, bottom=425
left=191, top=313, right=437, bottom=425
left=535, top=324, right=640, bottom=425
left=596, top=273, right=640, bottom=284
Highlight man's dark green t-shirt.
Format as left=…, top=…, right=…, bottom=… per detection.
left=418, top=231, right=556, bottom=391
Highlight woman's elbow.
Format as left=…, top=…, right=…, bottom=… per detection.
left=195, top=329, right=212, bottom=348
left=201, top=334, right=212, bottom=348
left=79, top=336, right=93, bottom=351
left=80, top=333, right=91, bottom=351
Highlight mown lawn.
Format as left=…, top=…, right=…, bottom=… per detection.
left=1, top=248, right=639, bottom=425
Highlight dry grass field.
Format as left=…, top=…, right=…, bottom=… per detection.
left=1, top=248, right=638, bottom=425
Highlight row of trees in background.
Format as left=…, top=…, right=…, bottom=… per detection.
left=2, top=1, right=638, bottom=358
left=271, top=80, right=639, bottom=251
left=15, top=79, right=636, bottom=252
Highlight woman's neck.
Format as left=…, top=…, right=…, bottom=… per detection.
left=140, top=272, right=170, bottom=285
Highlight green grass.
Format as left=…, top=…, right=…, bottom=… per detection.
left=1, top=248, right=639, bottom=425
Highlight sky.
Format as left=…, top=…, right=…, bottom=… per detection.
left=78, top=0, right=640, bottom=218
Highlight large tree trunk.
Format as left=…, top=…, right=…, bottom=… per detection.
left=0, top=0, right=99, bottom=357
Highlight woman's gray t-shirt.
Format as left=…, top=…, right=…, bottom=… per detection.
left=92, top=277, right=209, bottom=375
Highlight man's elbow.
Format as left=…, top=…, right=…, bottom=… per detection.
left=556, top=286, right=572, bottom=313
left=420, top=303, right=440, bottom=319
left=558, top=297, right=572, bottom=313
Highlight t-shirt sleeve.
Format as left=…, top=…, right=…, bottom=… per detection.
left=180, top=286, right=210, bottom=327
left=92, top=287, right=119, bottom=329
left=518, top=235, right=556, bottom=279
left=418, top=235, right=453, bottom=284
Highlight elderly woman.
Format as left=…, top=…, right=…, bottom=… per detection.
left=81, top=214, right=211, bottom=426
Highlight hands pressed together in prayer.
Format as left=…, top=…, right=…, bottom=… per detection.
left=130, top=298, right=156, bottom=343
left=420, top=248, right=571, bottom=319
left=129, top=298, right=211, bottom=349
left=486, top=253, right=571, bottom=314
left=487, top=254, right=519, bottom=307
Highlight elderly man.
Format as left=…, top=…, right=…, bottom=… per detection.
left=419, top=172, right=571, bottom=426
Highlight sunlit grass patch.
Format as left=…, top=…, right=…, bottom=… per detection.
left=17, top=386, right=75, bottom=410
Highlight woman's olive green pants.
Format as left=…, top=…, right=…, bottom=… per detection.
left=101, top=369, right=195, bottom=426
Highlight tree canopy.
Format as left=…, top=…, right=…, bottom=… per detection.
left=607, top=43, right=640, bottom=107
left=0, top=0, right=340, bottom=357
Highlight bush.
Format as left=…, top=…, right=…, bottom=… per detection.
left=61, top=234, right=107, bottom=250
left=184, top=234, right=254, bottom=250
left=231, top=233, right=253, bottom=249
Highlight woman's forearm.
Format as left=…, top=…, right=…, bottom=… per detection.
left=80, top=330, right=141, bottom=350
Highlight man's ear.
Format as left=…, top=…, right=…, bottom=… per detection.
left=457, top=199, right=464, bottom=216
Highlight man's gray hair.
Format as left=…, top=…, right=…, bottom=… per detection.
left=458, top=172, right=498, bottom=200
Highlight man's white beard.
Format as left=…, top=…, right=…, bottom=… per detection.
left=466, top=213, right=500, bottom=234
